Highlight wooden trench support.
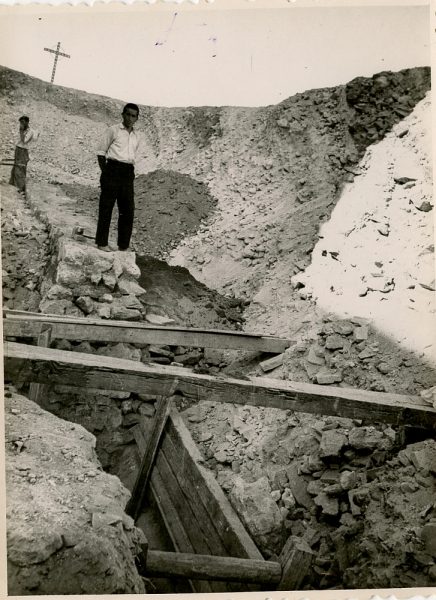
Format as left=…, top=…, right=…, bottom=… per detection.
left=4, top=310, right=436, bottom=591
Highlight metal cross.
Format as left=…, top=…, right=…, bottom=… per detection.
left=43, top=42, right=71, bottom=84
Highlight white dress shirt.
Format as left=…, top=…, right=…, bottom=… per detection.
left=97, top=123, right=141, bottom=165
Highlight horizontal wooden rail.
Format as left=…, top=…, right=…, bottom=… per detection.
left=3, top=310, right=290, bottom=353
left=144, top=550, right=281, bottom=585
left=4, top=342, right=435, bottom=428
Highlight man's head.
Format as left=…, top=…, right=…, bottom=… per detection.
left=19, top=116, right=29, bottom=130
left=122, top=103, right=139, bottom=129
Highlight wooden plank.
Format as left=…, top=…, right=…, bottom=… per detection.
left=145, top=550, right=281, bottom=585
left=260, top=353, right=284, bottom=372
left=28, top=327, right=52, bottom=403
left=134, top=437, right=215, bottom=593
left=5, top=342, right=435, bottom=428
left=3, top=311, right=291, bottom=353
left=277, top=535, right=313, bottom=590
left=134, top=421, right=228, bottom=591
left=159, top=431, right=230, bottom=558
left=126, top=381, right=178, bottom=520
left=153, top=453, right=228, bottom=593
left=166, top=408, right=263, bottom=560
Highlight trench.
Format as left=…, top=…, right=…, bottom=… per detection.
left=3, top=65, right=436, bottom=589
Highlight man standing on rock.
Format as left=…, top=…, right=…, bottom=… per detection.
left=9, top=116, right=37, bottom=193
left=95, top=103, right=142, bottom=252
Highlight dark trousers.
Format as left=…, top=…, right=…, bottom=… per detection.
left=95, top=159, right=135, bottom=250
left=9, top=147, right=29, bottom=192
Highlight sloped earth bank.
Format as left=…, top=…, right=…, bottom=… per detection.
left=1, top=64, right=436, bottom=591
left=5, top=387, right=146, bottom=595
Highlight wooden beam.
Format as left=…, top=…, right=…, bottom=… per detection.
left=145, top=550, right=281, bottom=585
left=277, top=535, right=313, bottom=590
left=4, top=342, right=435, bottom=427
left=148, top=469, right=214, bottom=594
left=3, top=310, right=291, bottom=353
left=133, top=433, right=217, bottom=593
left=28, top=326, right=52, bottom=403
left=126, top=381, right=178, bottom=521
left=165, top=409, right=263, bottom=560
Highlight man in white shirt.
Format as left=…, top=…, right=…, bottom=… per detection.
left=95, top=103, right=141, bottom=252
left=9, top=116, right=36, bottom=193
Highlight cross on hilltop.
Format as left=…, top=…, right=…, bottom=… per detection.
left=43, top=42, right=71, bottom=84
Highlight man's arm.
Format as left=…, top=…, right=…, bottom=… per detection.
left=97, top=155, right=106, bottom=171
left=97, top=126, right=114, bottom=171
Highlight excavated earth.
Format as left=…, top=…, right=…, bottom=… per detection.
left=1, top=64, right=436, bottom=593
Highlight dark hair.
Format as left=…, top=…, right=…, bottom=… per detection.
left=122, top=103, right=139, bottom=116
left=19, top=116, right=29, bottom=123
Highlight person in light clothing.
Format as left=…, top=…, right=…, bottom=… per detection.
left=95, top=103, right=142, bottom=252
left=10, top=116, right=37, bottom=193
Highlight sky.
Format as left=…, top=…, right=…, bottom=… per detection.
left=0, top=1, right=431, bottom=107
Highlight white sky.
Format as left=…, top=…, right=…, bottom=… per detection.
left=0, top=1, right=431, bottom=107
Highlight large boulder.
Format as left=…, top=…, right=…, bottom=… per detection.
left=229, top=475, right=285, bottom=553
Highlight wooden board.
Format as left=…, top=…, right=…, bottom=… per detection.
left=132, top=413, right=262, bottom=591
left=149, top=469, right=213, bottom=594
left=28, top=327, right=51, bottom=403
left=134, top=425, right=227, bottom=592
left=126, top=391, right=174, bottom=520
left=5, top=342, right=435, bottom=428
left=165, top=408, right=263, bottom=560
left=3, top=311, right=291, bottom=353
left=278, top=535, right=313, bottom=590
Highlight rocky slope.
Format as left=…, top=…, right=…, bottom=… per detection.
left=5, top=387, right=146, bottom=595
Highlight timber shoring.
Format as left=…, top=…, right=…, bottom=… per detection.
left=4, top=342, right=435, bottom=427
left=3, top=310, right=291, bottom=353
left=144, top=550, right=281, bottom=585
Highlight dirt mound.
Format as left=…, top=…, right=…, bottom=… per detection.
left=134, top=170, right=217, bottom=257
left=137, top=256, right=245, bottom=329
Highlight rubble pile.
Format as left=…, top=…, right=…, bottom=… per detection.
left=183, top=399, right=436, bottom=588
left=281, top=316, right=435, bottom=395
left=1, top=185, right=51, bottom=312
left=39, top=239, right=147, bottom=321
left=5, top=388, right=146, bottom=595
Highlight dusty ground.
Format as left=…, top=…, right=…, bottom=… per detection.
left=1, top=64, right=435, bottom=592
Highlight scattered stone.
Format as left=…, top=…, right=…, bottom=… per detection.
left=325, top=334, right=345, bottom=350
left=316, top=368, right=343, bottom=385
left=319, top=430, right=348, bottom=459
left=376, top=362, right=390, bottom=374
left=271, top=490, right=281, bottom=502
left=394, top=176, right=417, bottom=185
left=145, top=313, right=175, bottom=325
left=229, top=476, right=284, bottom=551
left=416, top=201, right=433, bottom=212
left=348, top=427, right=387, bottom=451
left=353, top=326, right=368, bottom=341
left=307, top=345, right=325, bottom=366
left=314, top=492, right=339, bottom=516
left=75, top=295, right=94, bottom=315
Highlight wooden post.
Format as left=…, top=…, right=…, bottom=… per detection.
left=28, top=326, right=52, bottom=403
left=126, top=380, right=179, bottom=520
left=277, top=535, right=313, bottom=591
left=144, top=550, right=282, bottom=585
